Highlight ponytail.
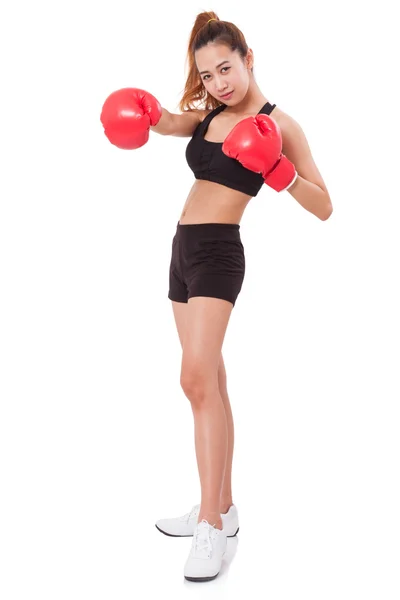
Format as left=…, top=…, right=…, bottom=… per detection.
left=178, top=12, right=251, bottom=112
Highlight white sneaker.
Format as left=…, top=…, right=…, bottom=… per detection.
left=184, top=519, right=227, bottom=582
left=155, top=503, right=239, bottom=537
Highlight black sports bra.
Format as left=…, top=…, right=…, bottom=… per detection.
left=185, top=101, right=276, bottom=197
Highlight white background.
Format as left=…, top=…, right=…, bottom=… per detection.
left=1, top=0, right=399, bottom=597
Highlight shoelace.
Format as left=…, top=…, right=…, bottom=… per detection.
left=179, top=504, right=200, bottom=523
left=192, top=519, right=216, bottom=557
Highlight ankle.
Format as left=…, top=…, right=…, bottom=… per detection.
left=198, top=512, right=223, bottom=530
left=220, top=499, right=233, bottom=514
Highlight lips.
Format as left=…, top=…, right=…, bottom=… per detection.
left=220, top=91, right=233, bottom=99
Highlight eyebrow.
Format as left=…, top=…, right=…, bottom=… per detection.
left=199, top=60, right=230, bottom=75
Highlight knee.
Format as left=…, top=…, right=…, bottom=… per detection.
left=180, top=369, right=206, bottom=401
left=180, top=368, right=218, bottom=404
left=218, top=359, right=227, bottom=392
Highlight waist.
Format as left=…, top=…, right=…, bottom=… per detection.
left=177, top=221, right=240, bottom=230
left=180, top=181, right=249, bottom=225
left=176, top=221, right=241, bottom=245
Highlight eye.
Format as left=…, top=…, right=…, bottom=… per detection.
left=203, top=67, right=230, bottom=81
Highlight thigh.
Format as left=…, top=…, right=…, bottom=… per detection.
left=171, top=300, right=188, bottom=350
left=180, top=296, right=233, bottom=389
left=172, top=300, right=227, bottom=383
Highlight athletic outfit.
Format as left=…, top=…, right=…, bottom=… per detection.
left=168, top=101, right=276, bottom=306
left=162, top=102, right=277, bottom=582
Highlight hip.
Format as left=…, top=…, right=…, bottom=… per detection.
left=172, top=221, right=245, bottom=275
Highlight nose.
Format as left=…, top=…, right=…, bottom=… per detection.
left=214, top=76, right=228, bottom=93
left=216, top=84, right=229, bottom=94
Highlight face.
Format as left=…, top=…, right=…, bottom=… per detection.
left=195, top=43, right=253, bottom=104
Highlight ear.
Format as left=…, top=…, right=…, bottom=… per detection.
left=246, top=49, right=254, bottom=70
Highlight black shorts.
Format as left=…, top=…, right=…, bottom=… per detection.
left=168, top=221, right=245, bottom=307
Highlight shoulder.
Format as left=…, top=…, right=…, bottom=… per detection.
left=169, top=109, right=210, bottom=137
left=198, top=108, right=217, bottom=123
left=273, top=108, right=329, bottom=192
left=269, top=108, right=306, bottom=152
left=183, top=108, right=214, bottom=124
left=268, top=105, right=288, bottom=131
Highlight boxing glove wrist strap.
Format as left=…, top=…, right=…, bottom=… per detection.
left=264, top=154, right=298, bottom=192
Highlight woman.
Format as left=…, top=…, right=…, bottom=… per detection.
left=101, top=11, right=332, bottom=583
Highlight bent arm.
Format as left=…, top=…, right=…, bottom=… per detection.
left=150, top=108, right=204, bottom=137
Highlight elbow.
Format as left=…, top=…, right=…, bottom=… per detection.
left=319, top=205, right=333, bottom=221
left=319, top=199, right=333, bottom=221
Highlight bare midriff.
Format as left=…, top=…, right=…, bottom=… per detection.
left=179, top=180, right=252, bottom=225
left=178, top=104, right=284, bottom=225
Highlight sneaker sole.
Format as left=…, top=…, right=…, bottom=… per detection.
left=184, top=573, right=219, bottom=582
left=155, top=524, right=239, bottom=538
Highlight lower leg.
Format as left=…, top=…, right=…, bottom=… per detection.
left=218, top=358, right=234, bottom=514
left=219, top=387, right=234, bottom=513
left=189, top=386, right=228, bottom=530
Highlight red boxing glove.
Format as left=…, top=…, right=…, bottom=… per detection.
left=222, top=114, right=298, bottom=192
left=100, top=87, right=162, bottom=149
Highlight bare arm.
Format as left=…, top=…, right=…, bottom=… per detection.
left=281, top=114, right=333, bottom=220
left=150, top=108, right=207, bottom=137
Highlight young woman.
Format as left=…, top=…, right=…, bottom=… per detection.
left=101, top=11, right=332, bottom=583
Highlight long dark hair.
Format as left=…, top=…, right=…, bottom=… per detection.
left=179, top=11, right=252, bottom=112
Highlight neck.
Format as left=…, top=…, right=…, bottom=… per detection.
left=223, top=79, right=268, bottom=115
